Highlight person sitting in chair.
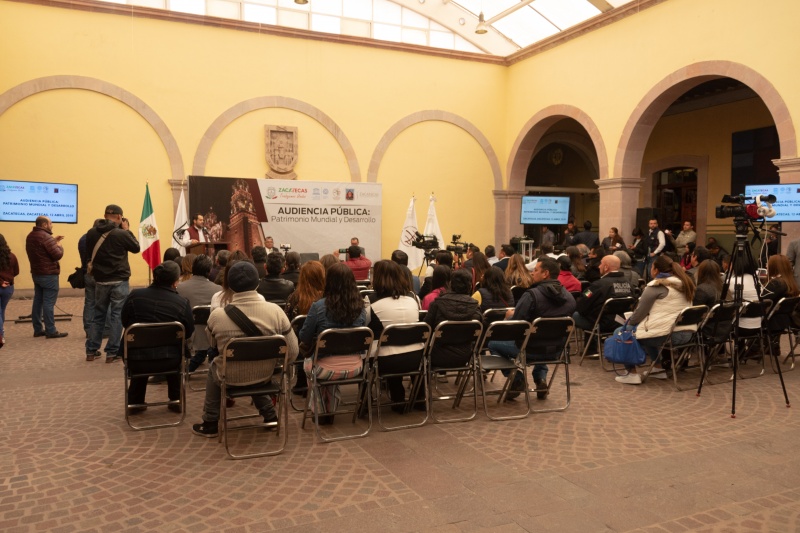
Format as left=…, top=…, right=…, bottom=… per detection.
left=257, top=252, right=295, bottom=304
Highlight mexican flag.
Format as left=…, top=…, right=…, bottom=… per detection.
left=139, top=183, right=161, bottom=271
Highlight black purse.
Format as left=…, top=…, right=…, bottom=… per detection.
left=67, top=267, right=86, bottom=289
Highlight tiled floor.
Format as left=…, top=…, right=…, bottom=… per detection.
left=2, top=296, right=800, bottom=532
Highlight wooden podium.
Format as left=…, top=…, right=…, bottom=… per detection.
left=187, top=241, right=229, bottom=256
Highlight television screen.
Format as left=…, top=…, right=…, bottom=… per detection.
left=0, top=180, right=79, bottom=223
left=744, top=183, right=800, bottom=222
left=520, top=196, right=570, bottom=225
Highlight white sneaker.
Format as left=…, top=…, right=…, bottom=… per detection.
left=615, top=373, right=642, bottom=385
left=643, top=369, right=667, bottom=380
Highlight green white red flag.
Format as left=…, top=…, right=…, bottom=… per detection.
left=138, top=183, right=161, bottom=271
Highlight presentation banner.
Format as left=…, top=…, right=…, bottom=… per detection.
left=188, top=176, right=382, bottom=259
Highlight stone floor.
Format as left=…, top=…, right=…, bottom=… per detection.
left=2, top=296, right=800, bottom=532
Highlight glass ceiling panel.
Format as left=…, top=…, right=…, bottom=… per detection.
left=532, top=0, right=600, bottom=30
left=494, top=7, right=558, bottom=48
left=342, top=0, right=371, bottom=21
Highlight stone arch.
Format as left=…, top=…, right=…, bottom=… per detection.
left=615, top=61, right=797, bottom=180
left=0, top=75, right=185, bottom=181
left=192, top=96, right=360, bottom=181
left=366, top=110, right=502, bottom=190
left=507, top=105, right=608, bottom=193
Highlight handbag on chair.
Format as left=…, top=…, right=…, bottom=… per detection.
left=603, top=322, right=646, bottom=366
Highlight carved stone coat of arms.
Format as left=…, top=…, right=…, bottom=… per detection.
left=265, top=125, right=298, bottom=179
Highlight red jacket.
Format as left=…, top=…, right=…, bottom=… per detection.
left=558, top=270, right=581, bottom=292
left=26, top=226, right=63, bottom=276
left=345, top=256, right=372, bottom=281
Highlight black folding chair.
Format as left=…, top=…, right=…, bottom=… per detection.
left=122, top=321, right=186, bottom=431
left=301, top=327, right=374, bottom=442
left=511, top=285, right=527, bottom=304
left=640, top=305, right=708, bottom=390
left=475, top=320, right=532, bottom=420
left=289, top=315, right=307, bottom=412
left=734, top=300, right=772, bottom=380
left=480, top=307, right=513, bottom=383
left=426, top=320, right=483, bottom=424
left=371, top=322, right=431, bottom=431
left=188, top=305, right=211, bottom=392
left=218, top=335, right=290, bottom=459
left=765, top=296, right=800, bottom=373
left=696, top=302, right=737, bottom=386
left=525, top=317, right=575, bottom=413
left=578, top=297, right=637, bottom=369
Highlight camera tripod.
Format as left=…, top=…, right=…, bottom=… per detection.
left=696, top=217, right=790, bottom=416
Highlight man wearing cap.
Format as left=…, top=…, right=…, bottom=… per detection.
left=192, top=261, right=299, bottom=438
left=121, top=261, right=193, bottom=414
left=84, top=204, right=140, bottom=363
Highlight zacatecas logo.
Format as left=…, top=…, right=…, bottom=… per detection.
left=266, top=187, right=277, bottom=200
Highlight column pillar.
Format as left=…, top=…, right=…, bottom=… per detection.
left=168, top=179, right=187, bottom=215
left=594, top=177, right=646, bottom=241
left=774, top=158, right=800, bottom=252
left=493, top=189, right=526, bottom=246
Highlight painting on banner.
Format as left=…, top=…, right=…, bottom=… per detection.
left=188, top=176, right=381, bottom=260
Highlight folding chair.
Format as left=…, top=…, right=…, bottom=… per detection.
left=188, top=305, right=211, bottom=392
left=479, top=307, right=513, bottom=383
left=371, top=322, right=431, bottom=430
left=696, top=302, right=737, bottom=386
left=216, top=335, right=290, bottom=459
left=288, top=315, right=307, bottom=412
left=765, top=296, right=800, bottom=372
left=640, top=305, right=708, bottom=390
left=418, top=309, right=427, bottom=322
left=301, top=327, right=374, bottom=442
left=511, top=285, right=527, bottom=304
left=475, top=320, right=532, bottom=420
left=734, top=300, right=772, bottom=379
left=122, top=321, right=186, bottom=431
left=525, top=317, right=575, bottom=413
left=578, top=296, right=637, bottom=368
left=426, top=320, right=483, bottom=423
left=568, top=291, right=584, bottom=356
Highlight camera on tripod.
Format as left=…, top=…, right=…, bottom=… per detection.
left=446, top=234, right=471, bottom=255
left=280, top=243, right=291, bottom=252
left=411, top=231, right=439, bottom=252
left=715, top=194, right=777, bottom=220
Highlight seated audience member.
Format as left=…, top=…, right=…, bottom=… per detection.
left=572, top=220, right=600, bottom=249
left=419, top=251, right=454, bottom=299
left=573, top=255, right=634, bottom=334
left=469, top=252, right=491, bottom=292
left=673, top=220, right=698, bottom=257
left=680, top=241, right=696, bottom=270
left=488, top=257, right=576, bottom=399
left=720, top=254, right=731, bottom=274
left=367, top=260, right=422, bottom=412
left=726, top=254, right=761, bottom=357
left=178, top=255, right=223, bottom=373
left=257, top=252, right=295, bottom=303
left=210, top=251, right=249, bottom=311
left=163, top=247, right=181, bottom=263
left=616, top=256, right=696, bottom=384
left=687, top=245, right=712, bottom=279
left=505, top=254, right=534, bottom=289
left=179, top=253, right=196, bottom=283
left=494, top=245, right=515, bottom=271
left=319, top=253, right=339, bottom=271
left=485, top=245, right=498, bottom=265
left=298, top=263, right=368, bottom=423
left=693, top=259, right=722, bottom=308
left=209, top=249, right=229, bottom=285
left=421, top=265, right=450, bottom=311
left=602, top=227, right=625, bottom=252
left=192, top=261, right=299, bottom=437
left=707, top=239, right=728, bottom=267
left=342, top=245, right=372, bottom=281
left=121, top=261, right=193, bottom=414
left=251, top=245, right=268, bottom=278
left=391, top=249, right=420, bottom=293
left=285, top=261, right=326, bottom=395
left=557, top=256, right=581, bottom=292
left=350, top=236, right=365, bottom=257
left=628, top=228, right=648, bottom=274
left=473, top=266, right=514, bottom=312
left=762, top=255, right=800, bottom=353
left=613, top=250, right=641, bottom=293
left=583, top=246, right=606, bottom=283
left=566, top=246, right=586, bottom=280
left=281, top=251, right=301, bottom=285
left=460, top=244, right=481, bottom=270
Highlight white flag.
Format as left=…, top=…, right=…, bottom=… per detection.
left=424, top=194, right=446, bottom=252
left=172, top=188, right=189, bottom=256
left=399, top=197, right=424, bottom=270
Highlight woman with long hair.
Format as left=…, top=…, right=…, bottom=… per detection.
left=299, top=263, right=368, bottom=422
left=693, top=259, right=722, bottom=307
left=319, top=253, right=340, bottom=271
left=602, top=227, right=625, bottom=251
left=179, top=253, right=197, bottom=283
left=762, top=255, right=800, bottom=343
left=210, top=250, right=249, bottom=310
left=473, top=266, right=514, bottom=312
left=504, top=254, right=534, bottom=289
left=368, top=260, right=424, bottom=412
left=421, top=265, right=450, bottom=310
left=0, top=234, right=20, bottom=349
left=285, top=260, right=325, bottom=320
left=470, top=252, right=491, bottom=292
left=616, top=255, right=696, bottom=385
left=566, top=246, right=586, bottom=279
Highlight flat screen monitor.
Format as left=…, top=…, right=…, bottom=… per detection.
left=744, top=183, right=800, bottom=222
left=0, top=180, right=79, bottom=223
left=520, top=195, right=570, bottom=225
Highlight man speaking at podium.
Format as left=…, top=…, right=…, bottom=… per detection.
left=179, top=213, right=211, bottom=255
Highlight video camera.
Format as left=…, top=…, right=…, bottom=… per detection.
left=715, top=194, right=776, bottom=220
left=280, top=243, right=291, bottom=252
left=446, top=234, right=471, bottom=255
left=411, top=231, right=439, bottom=251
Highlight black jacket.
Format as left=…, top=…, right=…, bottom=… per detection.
left=512, top=279, right=576, bottom=355
left=85, top=219, right=140, bottom=282
left=575, top=272, right=634, bottom=330
left=425, top=293, right=482, bottom=364
left=121, top=284, right=194, bottom=360
left=257, top=275, right=295, bottom=303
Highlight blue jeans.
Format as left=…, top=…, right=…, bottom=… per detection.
left=32, top=274, right=60, bottom=335
left=86, top=280, right=128, bottom=356
left=488, top=340, right=548, bottom=382
left=83, top=274, right=111, bottom=337
left=628, top=331, right=694, bottom=370
left=0, top=284, right=14, bottom=336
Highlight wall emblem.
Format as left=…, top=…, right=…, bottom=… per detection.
left=265, top=125, right=298, bottom=179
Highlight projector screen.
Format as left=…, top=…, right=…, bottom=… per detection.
left=520, top=196, right=571, bottom=225
left=0, top=180, right=79, bottom=223
left=744, top=184, right=800, bottom=222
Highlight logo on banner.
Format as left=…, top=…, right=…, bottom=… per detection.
left=332, top=188, right=341, bottom=200
left=266, top=187, right=277, bottom=200
left=322, top=188, right=329, bottom=199
left=346, top=189, right=355, bottom=201
left=265, top=125, right=298, bottom=180
left=312, top=188, right=320, bottom=199
left=402, top=227, right=417, bottom=246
